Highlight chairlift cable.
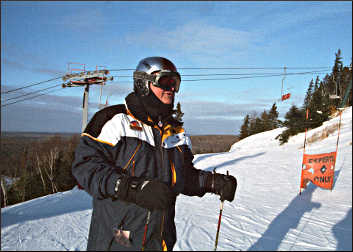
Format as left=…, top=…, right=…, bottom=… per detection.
left=111, top=70, right=329, bottom=81
left=113, top=71, right=325, bottom=78
left=3, top=84, right=62, bottom=102
left=1, top=67, right=330, bottom=94
left=182, top=70, right=329, bottom=82
left=178, top=67, right=330, bottom=70
left=108, top=66, right=330, bottom=72
left=1, top=69, right=330, bottom=107
left=1, top=87, right=63, bottom=107
left=1, top=76, right=62, bottom=94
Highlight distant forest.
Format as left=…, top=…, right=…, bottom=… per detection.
left=0, top=133, right=238, bottom=207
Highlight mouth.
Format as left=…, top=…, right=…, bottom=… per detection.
left=164, top=91, right=174, bottom=97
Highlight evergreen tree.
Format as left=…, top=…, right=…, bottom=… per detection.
left=329, top=49, right=344, bottom=107
left=268, top=103, right=279, bottom=129
left=253, top=117, right=264, bottom=134
left=260, top=110, right=270, bottom=131
left=283, top=105, right=305, bottom=129
left=174, top=102, right=184, bottom=122
left=248, top=114, right=256, bottom=136
left=309, top=77, right=325, bottom=128
left=320, top=73, right=336, bottom=113
left=333, top=49, right=343, bottom=82
left=239, top=114, right=250, bottom=139
left=319, top=80, right=331, bottom=119
left=303, top=79, right=314, bottom=109
left=277, top=105, right=306, bottom=144
left=339, top=61, right=353, bottom=107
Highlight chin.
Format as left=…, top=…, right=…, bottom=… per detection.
left=164, top=100, right=173, bottom=105
left=161, top=96, right=174, bottom=104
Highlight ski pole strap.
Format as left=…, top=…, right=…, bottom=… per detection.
left=214, top=170, right=229, bottom=251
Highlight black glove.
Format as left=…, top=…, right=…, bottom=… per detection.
left=206, top=172, right=237, bottom=202
left=114, top=176, right=175, bottom=210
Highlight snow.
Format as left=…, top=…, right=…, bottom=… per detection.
left=1, top=107, right=352, bottom=251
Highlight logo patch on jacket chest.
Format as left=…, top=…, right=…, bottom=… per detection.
left=130, top=121, right=142, bottom=131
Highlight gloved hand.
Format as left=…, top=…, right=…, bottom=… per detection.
left=206, top=172, right=237, bottom=202
left=114, top=176, right=175, bottom=210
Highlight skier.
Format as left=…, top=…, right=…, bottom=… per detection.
left=72, top=56, right=237, bottom=251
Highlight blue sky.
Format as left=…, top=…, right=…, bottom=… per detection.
left=1, top=1, right=352, bottom=135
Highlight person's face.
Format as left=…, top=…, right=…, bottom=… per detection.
left=149, top=73, right=176, bottom=104
left=150, top=83, right=175, bottom=104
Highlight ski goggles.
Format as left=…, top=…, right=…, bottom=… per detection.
left=133, top=70, right=181, bottom=92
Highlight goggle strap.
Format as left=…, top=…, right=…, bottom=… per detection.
left=133, top=71, right=156, bottom=82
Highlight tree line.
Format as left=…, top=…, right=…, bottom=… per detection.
left=239, top=49, right=352, bottom=144
left=0, top=132, right=239, bottom=207
left=239, top=103, right=281, bottom=139
left=1, top=135, right=80, bottom=207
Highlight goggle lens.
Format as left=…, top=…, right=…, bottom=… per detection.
left=156, top=75, right=180, bottom=92
left=159, top=76, right=176, bottom=86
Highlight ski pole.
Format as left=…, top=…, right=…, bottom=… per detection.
left=214, top=198, right=224, bottom=251
left=214, top=170, right=229, bottom=251
left=141, top=210, right=151, bottom=251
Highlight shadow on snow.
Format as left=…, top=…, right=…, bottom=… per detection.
left=200, top=152, right=267, bottom=173
left=332, top=208, right=352, bottom=251
left=247, top=169, right=344, bottom=251
left=1, top=187, right=92, bottom=228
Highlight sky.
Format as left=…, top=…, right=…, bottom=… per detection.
left=1, top=1, right=352, bottom=135
left=1, top=106, right=352, bottom=250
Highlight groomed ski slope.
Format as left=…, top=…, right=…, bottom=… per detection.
left=1, top=107, right=352, bottom=251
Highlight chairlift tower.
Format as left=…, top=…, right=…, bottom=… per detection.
left=62, top=63, right=114, bottom=132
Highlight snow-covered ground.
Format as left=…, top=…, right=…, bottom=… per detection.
left=1, top=107, right=352, bottom=251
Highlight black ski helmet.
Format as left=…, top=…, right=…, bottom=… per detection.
left=133, top=57, right=181, bottom=96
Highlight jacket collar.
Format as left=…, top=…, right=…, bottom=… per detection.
left=125, top=92, right=183, bottom=128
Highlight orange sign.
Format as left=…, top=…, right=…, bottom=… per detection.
left=300, top=151, right=336, bottom=190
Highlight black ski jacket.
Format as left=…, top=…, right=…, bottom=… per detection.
left=72, top=93, right=211, bottom=251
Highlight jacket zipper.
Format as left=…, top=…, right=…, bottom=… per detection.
left=122, top=141, right=141, bottom=171
left=156, top=121, right=166, bottom=248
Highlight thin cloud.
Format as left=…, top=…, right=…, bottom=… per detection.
left=2, top=43, right=66, bottom=76
left=2, top=102, right=83, bottom=133
left=163, top=21, right=254, bottom=54
left=1, top=85, right=81, bottom=111
left=98, top=82, right=132, bottom=97
left=249, top=2, right=352, bottom=39
left=1, top=91, right=98, bottom=132
left=59, top=9, right=110, bottom=32
left=3, top=59, right=65, bottom=76
left=123, top=20, right=258, bottom=64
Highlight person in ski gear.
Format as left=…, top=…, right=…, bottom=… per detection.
left=72, top=56, right=237, bottom=251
